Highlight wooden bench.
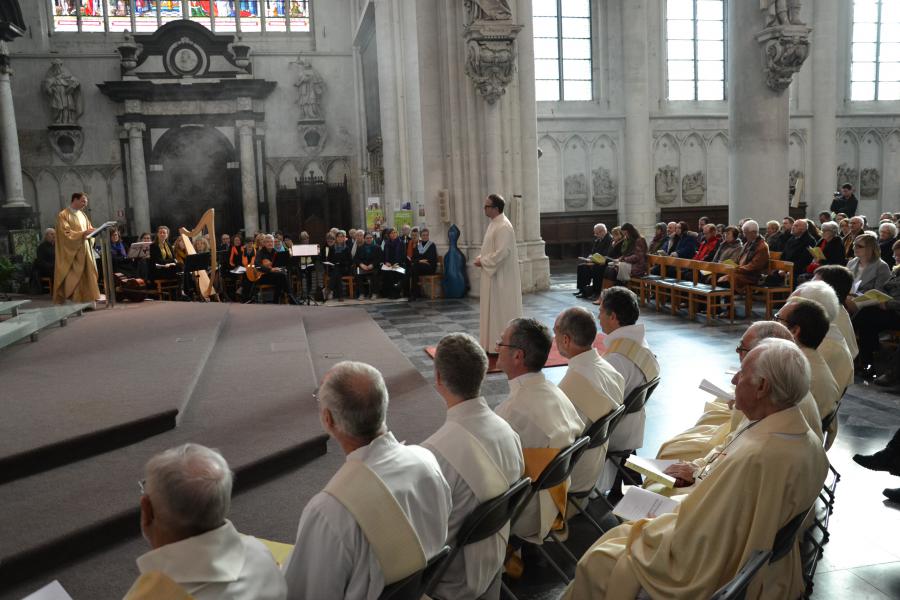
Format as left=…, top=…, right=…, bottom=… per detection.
left=744, top=259, right=794, bottom=319
left=322, top=272, right=355, bottom=299
left=671, top=261, right=736, bottom=324
left=418, top=256, right=444, bottom=300
left=150, top=278, right=180, bottom=301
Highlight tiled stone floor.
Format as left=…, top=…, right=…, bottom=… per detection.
left=355, top=262, right=900, bottom=599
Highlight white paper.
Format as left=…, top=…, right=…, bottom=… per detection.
left=322, top=261, right=335, bottom=267
left=851, top=279, right=862, bottom=295
left=291, top=244, right=319, bottom=257
left=381, top=264, right=406, bottom=274
left=699, top=378, right=735, bottom=401
left=613, top=486, right=679, bottom=521
left=230, top=266, right=246, bottom=274
left=21, top=581, right=74, bottom=600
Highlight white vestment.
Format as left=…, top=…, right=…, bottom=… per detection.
left=283, top=432, right=451, bottom=600
left=495, top=372, right=584, bottom=542
left=478, top=213, right=524, bottom=351
left=423, top=397, right=525, bottom=599
left=834, top=306, right=859, bottom=359
left=820, top=324, right=854, bottom=391
left=801, top=346, right=841, bottom=423
left=559, top=349, right=625, bottom=494
left=133, top=520, right=286, bottom=600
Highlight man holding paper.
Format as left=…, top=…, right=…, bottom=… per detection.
left=53, top=192, right=101, bottom=304
left=563, top=339, right=828, bottom=600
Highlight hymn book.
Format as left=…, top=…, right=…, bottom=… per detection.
left=613, top=486, right=679, bottom=521
left=699, top=378, right=735, bottom=401
left=625, top=456, right=677, bottom=488
left=578, top=253, right=607, bottom=265
left=853, top=289, right=893, bottom=309
left=807, top=246, right=826, bottom=261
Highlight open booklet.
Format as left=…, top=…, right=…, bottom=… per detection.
left=807, top=246, right=826, bottom=261
left=625, top=456, right=677, bottom=488
left=853, top=288, right=893, bottom=309
left=382, top=264, right=406, bottom=274
left=577, top=253, right=607, bottom=265
left=613, top=486, right=679, bottom=521
left=699, top=378, right=735, bottom=401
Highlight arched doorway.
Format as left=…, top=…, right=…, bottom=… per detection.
left=149, top=126, right=240, bottom=236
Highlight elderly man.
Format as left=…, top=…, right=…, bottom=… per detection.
left=423, top=333, right=524, bottom=600
left=720, top=219, right=769, bottom=293
left=574, top=223, right=611, bottom=299
left=657, top=321, right=823, bottom=465
left=780, top=217, right=816, bottom=283
left=844, top=215, right=866, bottom=259
left=554, top=307, right=624, bottom=495
left=776, top=298, right=842, bottom=422
left=563, top=339, right=828, bottom=600
left=494, top=318, right=583, bottom=543
left=693, top=223, right=720, bottom=262
left=283, top=362, right=451, bottom=598
left=658, top=221, right=678, bottom=255
left=789, top=281, right=854, bottom=390
left=596, top=286, right=660, bottom=498
left=124, top=444, right=286, bottom=599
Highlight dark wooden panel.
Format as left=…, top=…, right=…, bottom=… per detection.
left=540, top=210, right=618, bottom=259
left=658, top=203, right=809, bottom=229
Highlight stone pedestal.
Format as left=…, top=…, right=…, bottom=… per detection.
left=0, top=43, right=26, bottom=210
left=125, top=122, right=151, bottom=235
left=237, top=120, right=259, bottom=236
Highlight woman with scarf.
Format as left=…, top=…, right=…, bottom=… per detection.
left=594, top=222, right=647, bottom=304
left=327, top=230, right=352, bottom=301
left=648, top=223, right=667, bottom=255
left=381, top=227, right=407, bottom=299
left=408, top=227, right=437, bottom=301
left=149, top=225, right=178, bottom=281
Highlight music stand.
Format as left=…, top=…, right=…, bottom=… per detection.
left=182, top=252, right=211, bottom=301
left=291, top=244, right=320, bottom=305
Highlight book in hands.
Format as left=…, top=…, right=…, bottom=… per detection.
left=699, top=378, right=735, bottom=401
left=625, top=456, right=677, bottom=488
left=807, top=246, right=826, bottom=261
left=613, top=486, right=679, bottom=521
left=721, top=259, right=737, bottom=267
left=853, top=289, right=893, bottom=308
left=577, top=253, right=607, bottom=265
left=382, top=264, right=406, bottom=274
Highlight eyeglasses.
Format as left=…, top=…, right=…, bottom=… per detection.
left=312, top=387, right=320, bottom=403
left=495, top=338, right=523, bottom=352
left=736, top=344, right=751, bottom=355
left=138, top=479, right=146, bottom=495
left=773, top=313, right=788, bottom=324
left=483, top=204, right=495, bottom=209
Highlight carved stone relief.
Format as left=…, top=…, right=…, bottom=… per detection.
left=592, top=167, right=617, bottom=208
left=464, top=0, right=512, bottom=24
left=756, top=1, right=810, bottom=93
left=682, top=172, right=706, bottom=204
left=565, top=173, right=588, bottom=209
left=655, top=166, right=679, bottom=204
left=295, top=58, right=327, bottom=155
left=789, top=169, right=803, bottom=189
left=836, top=164, right=858, bottom=189
left=463, top=17, right=522, bottom=104
left=860, top=168, right=880, bottom=197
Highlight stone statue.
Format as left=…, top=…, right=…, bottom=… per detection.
left=592, top=167, right=617, bottom=207
left=860, top=168, right=880, bottom=197
left=655, top=166, right=679, bottom=204
left=42, top=60, right=82, bottom=126
left=295, top=59, right=325, bottom=121
left=682, top=171, right=706, bottom=204
left=762, top=0, right=804, bottom=27
left=465, top=0, right=512, bottom=23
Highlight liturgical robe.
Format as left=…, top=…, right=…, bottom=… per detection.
left=834, top=305, right=859, bottom=359
left=558, top=348, right=625, bottom=495
left=563, top=405, right=828, bottom=600
left=820, top=324, right=854, bottom=391
left=128, top=520, right=286, bottom=600
left=423, top=397, right=525, bottom=599
left=495, top=372, right=584, bottom=542
left=478, top=213, right=523, bottom=352
left=801, top=346, right=841, bottom=424
left=283, top=432, right=451, bottom=600
left=53, top=206, right=100, bottom=304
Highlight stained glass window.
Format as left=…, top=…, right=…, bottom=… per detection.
left=533, top=0, right=593, bottom=102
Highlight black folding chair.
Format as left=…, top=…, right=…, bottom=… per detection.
left=708, top=550, right=772, bottom=600
left=423, top=477, right=532, bottom=597
left=378, top=545, right=451, bottom=600
left=605, top=377, right=661, bottom=499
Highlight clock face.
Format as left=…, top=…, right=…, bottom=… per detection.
left=173, top=47, right=200, bottom=74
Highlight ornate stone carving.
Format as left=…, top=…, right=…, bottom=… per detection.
left=756, top=25, right=811, bottom=93
left=836, top=163, right=858, bottom=189
left=565, top=173, right=588, bottom=209
left=592, top=167, right=617, bottom=208
left=655, top=166, right=679, bottom=204
left=47, top=128, right=84, bottom=164
left=116, top=33, right=141, bottom=78
left=42, top=60, right=82, bottom=126
left=682, top=171, right=706, bottom=204
left=762, top=0, right=805, bottom=27
left=295, top=59, right=327, bottom=155
left=464, top=0, right=512, bottom=23
left=463, top=19, right=522, bottom=104
left=860, top=168, right=880, bottom=197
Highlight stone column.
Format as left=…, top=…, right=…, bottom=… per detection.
left=0, top=43, right=26, bottom=208
left=124, top=122, right=150, bottom=234
left=621, top=1, right=652, bottom=231
left=374, top=0, right=401, bottom=223
left=236, top=120, right=259, bottom=236
left=728, top=0, right=810, bottom=224
left=810, top=0, right=839, bottom=215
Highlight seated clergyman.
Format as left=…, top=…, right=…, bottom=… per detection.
left=283, top=361, right=451, bottom=599
left=124, top=444, right=286, bottom=600
left=563, top=339, right=828, bottom=600
left=423, top=333, right=525, bottom=600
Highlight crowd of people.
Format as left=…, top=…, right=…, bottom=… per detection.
left=573, top=204, right=900, bottom=384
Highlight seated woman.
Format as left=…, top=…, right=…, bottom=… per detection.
left=149, top=226, right=178, bottom=282
left=354, top=231, right=383, bottom=299
left=879, top=221, right=898, bottom=268
left=671, top=221, right=699, bottom=258
left=711, top=226, right=742, bottom=263
left=328, top=230, right=352, bottom=302
left=252, top=234, right=297, bottom=304
left=805, top=220, right=846, bottom=279
left=647, top=222, right=667, bottom=255
left=319, top=231, right=336, bottom=299
left=381, top=227, right=407, bottom=299
left=693, top=224, right=721, bottom=262
left=847, top=232, right=891, bottom=302
left=173, top=235, right=188, bottom=267
left=228, top=233, right=244, bottom=270
left=595, top=223, right=646, bottom=303
left=853, top=240, right=900, bottom=379
left=109, top=228, right=127, bottom=261
left=408, top=227, right=437, bottom=301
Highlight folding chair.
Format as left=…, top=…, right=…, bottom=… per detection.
left=378, top=545, right=451, bottom=600
left=605, top=377, right=662, bottom=503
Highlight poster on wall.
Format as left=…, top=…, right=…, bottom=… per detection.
left=393, top=209, right=413, bottom=231
left=365, top=197, right=384, bottom=232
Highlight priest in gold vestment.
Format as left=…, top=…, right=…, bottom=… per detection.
left=563, top=339, right=828, bottom=600
left=53, top=192, right=100, bottom=304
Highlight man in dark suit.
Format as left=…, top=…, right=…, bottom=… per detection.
left=574, top=223, right=611, bottom=299
left=831, top=183, right=859, bottom=217
left=780, top=218, right=816, bottom=285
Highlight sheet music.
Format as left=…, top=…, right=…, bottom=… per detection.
left=21, top=581, right=74, bottom=600
left=613, top=486, right=678, bottom=521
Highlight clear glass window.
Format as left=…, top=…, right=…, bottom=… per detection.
left=851, top=0, right=900, bottom=101
left=532, top=0, right=593, bottom=101
left=665, top=0, right=725, bottom=101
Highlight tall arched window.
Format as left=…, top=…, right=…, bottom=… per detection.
left=665, top=0, right=725, bottom=101
left=533, top=0, right=592, bottom=102
left=50, top=1, right=311, bottom=34
left=851, top=0, right=900, bottom=101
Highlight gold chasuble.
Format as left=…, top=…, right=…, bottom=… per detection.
left=563, top=406, right=827, bottom=600
left=53, top=207, right=100, bottom=304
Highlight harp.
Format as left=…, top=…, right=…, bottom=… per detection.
left=179, top=208, right=218, bottom=301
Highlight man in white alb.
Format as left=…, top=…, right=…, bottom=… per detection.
left=283, top=362, right=452, bottom=599
left=475, top=193, right=523, bottom=353
left=423, top=333, right=525, bottom=600
left=494, top=318, right=584, bottom=543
